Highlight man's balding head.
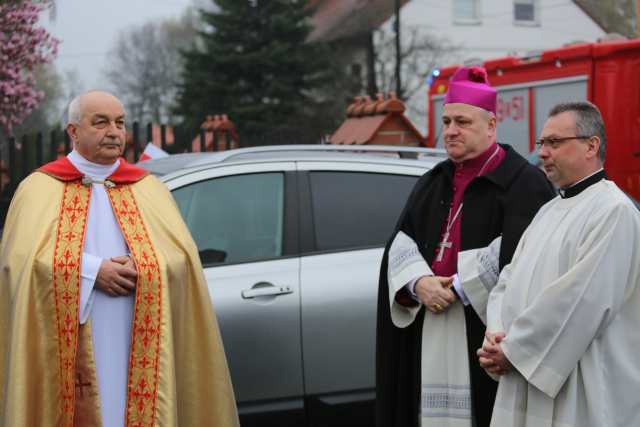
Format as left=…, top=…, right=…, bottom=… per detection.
left=66, top=91, right=127, bottom=165
left=67, top=91, right=125, bottom=125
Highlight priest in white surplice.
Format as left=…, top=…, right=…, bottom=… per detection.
left=474, top=101, right=640, bottom=427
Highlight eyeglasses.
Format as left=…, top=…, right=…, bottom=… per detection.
left=535, top=136, right=592, bottom=149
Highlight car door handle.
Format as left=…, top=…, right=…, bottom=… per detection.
left=241, top=284, right=293, bottom=299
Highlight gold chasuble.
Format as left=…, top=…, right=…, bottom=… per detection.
left=0, top=158, right=239, bottom=427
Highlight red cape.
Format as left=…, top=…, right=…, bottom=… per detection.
left=38, top=156, right=148, bottom=184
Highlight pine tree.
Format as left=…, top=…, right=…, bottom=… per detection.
left=176, top=0, right=335, bottom=143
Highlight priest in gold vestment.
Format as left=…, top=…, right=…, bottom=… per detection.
left=0, top=91, right=239, bottom=426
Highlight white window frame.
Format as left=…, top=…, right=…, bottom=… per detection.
left=513, top=0, right=540, bottom=26
left=452, top=0, right=482, bottom=25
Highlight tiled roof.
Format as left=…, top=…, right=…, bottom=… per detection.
left=330, top=93, right=425, bottom=146
left=308, top=0, right=409, bottom=42
left=191, top=115, right=239, bottom=152
left=572, top=1, right=613, bottom=33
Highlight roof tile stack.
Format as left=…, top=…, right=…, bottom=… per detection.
left=329, top=92, right=425, bottom=146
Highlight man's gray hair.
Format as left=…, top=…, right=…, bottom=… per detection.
left=548, top=101, right=607, bottom=162
left=67, top=90, right=125, bottom=124
left=67, top=95, right=82, bottom=124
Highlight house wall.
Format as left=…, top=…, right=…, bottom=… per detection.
left=377, top=0, right=607, bottom=133
left=387, top=0, right=605, bottom=61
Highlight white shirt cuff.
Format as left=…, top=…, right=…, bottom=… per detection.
left=405, top=275, right=428, bottom=302
left=79, top=253, right=102, bottom=324
left=452, top=274, right=471, bottom=306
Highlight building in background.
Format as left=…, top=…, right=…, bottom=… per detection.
left=309, top=0, right=608, bottom=133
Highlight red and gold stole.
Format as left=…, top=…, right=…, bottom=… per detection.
left=51, top=181, right=91, bottom=425
left=45, top=158, right=161, bottom=427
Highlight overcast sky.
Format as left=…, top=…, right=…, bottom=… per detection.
left=43, top=0, right=193, bottom=92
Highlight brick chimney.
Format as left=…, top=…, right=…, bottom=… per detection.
left=191, top=114, right=239, bottom=152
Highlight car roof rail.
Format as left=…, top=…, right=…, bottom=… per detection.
left=215, top=144, right=447, bottom=162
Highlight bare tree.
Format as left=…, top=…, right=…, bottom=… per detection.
left=104, top=12, right=198, bottom=124
left=374, top=28, right=458, bottom=102
left=373, top=26, right=460, bottom=131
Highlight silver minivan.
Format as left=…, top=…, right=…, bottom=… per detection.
left=142, top=145, right=446, bottom=427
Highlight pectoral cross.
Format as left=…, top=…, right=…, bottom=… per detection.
left=436, top=231, right=452, bottom=262
left=75, top=373, right=92, bottom=398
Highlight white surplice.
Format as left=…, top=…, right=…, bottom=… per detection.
left=456, top=236, right=502, bottom=326
left=68, top=150, right=134, bottom=427
left=388, top=231, right=473, bottom=426
left=487, top=180, right=640, bottom=427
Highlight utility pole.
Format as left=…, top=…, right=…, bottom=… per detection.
left=394, top=0, right=402, bottom=99
left=636, top=0, right=639, bottom=37
left=366, top=32, right=378, bottom=97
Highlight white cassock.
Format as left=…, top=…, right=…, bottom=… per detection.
left=69, top=150, right=133, bottom=427
left=485, top=180, right=640, bottom=427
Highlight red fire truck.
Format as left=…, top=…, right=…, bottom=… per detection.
left=427, top=38, right=640, bottom=200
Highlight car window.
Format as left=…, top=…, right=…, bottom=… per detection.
left=173, top=172, right=285, bottom=265
left=308, top=171, right=417, bottom=252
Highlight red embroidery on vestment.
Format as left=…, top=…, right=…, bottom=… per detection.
left=107, top=184, right=162, bottom=427
left=52, top=182, right=91, bottom=426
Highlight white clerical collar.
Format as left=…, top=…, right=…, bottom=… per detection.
left=67, top=150, right=120, bottom=180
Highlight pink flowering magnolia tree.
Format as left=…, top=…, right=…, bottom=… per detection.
left=0, top=0, right=59, bottom=135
